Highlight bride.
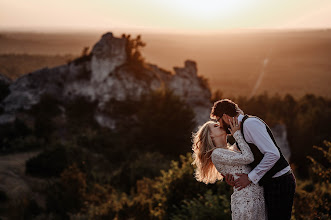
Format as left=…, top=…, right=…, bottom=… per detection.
left=192, top=118, right=267, bottom=220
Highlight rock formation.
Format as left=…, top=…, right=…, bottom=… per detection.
left=271, top=124, right=291, bottom=161
left=0, top=32, right=211, bottom=127
left=0, top=74, right=12, bottom=85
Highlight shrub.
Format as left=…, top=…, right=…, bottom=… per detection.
left=293, top=141, right=331, bottom=219
left=131, top=153, right=232, bottom=219
left=25, top=145, right=71, bottom=178
left=170, top=190, right=231, bottom=220
left=45, top=164, right=87, bottom=219
left=111, top=152, right=171, bottom=193
left=122, top=34, right=146, bottom=66
left=4, top=196, right=43, bottom=220
left=0, top=119, right=33, bottom=153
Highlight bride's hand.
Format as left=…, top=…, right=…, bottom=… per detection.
left=228, top=117, right=240, bottom=136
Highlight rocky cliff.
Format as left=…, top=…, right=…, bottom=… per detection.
left=271, top=124, right=291, bottom=161
left=0, top=32, right=211, bottom=127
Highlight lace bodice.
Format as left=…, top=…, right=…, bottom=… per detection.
left=211, top=131, right=254, bottom=178
left=211, top=131, right=267, bottom=220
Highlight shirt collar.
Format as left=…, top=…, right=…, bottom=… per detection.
left=238, top=113, right=244, bottom=122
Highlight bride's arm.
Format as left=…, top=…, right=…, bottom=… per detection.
left=211, top=117, right=254, bottom=166
left=233, top=130, right=254, bottom=164
left=211, top=136, right=254, bottom=167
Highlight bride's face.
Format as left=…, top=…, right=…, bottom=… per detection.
left=217, top=114, right=232, bottom=135
left=209, top=122, right=227, bottom=139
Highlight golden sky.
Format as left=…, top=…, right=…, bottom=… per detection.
left=1, top=0, right=331, bottom=32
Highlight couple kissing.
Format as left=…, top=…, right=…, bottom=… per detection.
left=192, top=99, right=296, bottom=220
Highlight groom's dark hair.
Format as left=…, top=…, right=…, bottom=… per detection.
left=210, top=99, right=240, bottom=119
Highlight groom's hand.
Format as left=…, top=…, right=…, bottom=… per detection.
left=234, top=173, right=251, bottom=191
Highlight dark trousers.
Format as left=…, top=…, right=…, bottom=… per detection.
left=263, top=173, right=296, bottom=220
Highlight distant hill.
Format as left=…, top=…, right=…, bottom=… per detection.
left=0, top=30, right=330, bottom=98
left=0, top=54, right=73, bottom=79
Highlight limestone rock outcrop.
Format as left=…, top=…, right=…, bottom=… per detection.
left=0, top=32, right=211, bottom=127
left=0, top=74, right=12, bottom=85
left=271, top=124, right=291, bottom=161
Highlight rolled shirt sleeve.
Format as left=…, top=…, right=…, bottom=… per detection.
left=243, top=118, right=280, bottom=184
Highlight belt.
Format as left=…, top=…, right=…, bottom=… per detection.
left=274, top=170, right=292, bottom=179
left=283, top=170, right=292, bottom=176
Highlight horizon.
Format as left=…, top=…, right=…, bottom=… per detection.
left=1, top=27, right=331, bottom=36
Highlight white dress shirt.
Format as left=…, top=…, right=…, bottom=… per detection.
left=237, top=114, right=291, bottom=184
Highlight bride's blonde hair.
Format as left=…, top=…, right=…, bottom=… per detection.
left=192, top=121, right=223, bottom=184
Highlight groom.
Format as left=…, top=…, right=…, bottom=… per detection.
left=210, top=99, right=296, bottom=220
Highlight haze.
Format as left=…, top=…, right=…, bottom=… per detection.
left=1, top=0, right=331, bottom=32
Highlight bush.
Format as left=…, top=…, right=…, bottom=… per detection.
left=23, top=199, right=43, bottom=220
left=25, top=144, right=73, bottom=178
left=0, top=119, right=33, bottom=153
left=170, top=190, right=231, bottom=220
left=71, top=153, right=231, bottom=220
left=293, top=141, right=331, bottom=219
left=45, top=164, right=87, bottom=219
left=129, top=153, right=231, bottom=219
left=3, top=196, right=43, bottom=220
left=122, top=34, right=145, bottom=66
left=111, top=152, right=171, bottom=193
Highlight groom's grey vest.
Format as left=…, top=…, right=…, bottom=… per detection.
left=240, top=115, right=289, bottom=186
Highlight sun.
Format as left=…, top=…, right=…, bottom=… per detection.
left=168, top=0, right=248, bottom=20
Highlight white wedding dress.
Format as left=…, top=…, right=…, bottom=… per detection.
left=211, top=130, right=267, bottom=220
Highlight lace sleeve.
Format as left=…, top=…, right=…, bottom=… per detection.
left=233, top=130, right=254, bottom=164
left=211, top=130, right=254, bottom=166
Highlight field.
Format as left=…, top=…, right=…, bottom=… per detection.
left=0, top=30, right=330, bottom=98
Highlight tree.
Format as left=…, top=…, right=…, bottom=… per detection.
left=136, top=89, right=196, bottom=156
left=122, top=34, right=146, bottom=67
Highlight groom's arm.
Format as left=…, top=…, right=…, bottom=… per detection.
left=241, top=119, right=280, bottom=185
left=234, top=118, right=280, bottom=189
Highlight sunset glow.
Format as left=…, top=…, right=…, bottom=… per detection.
left=0, top=0, right=330, bottom=32
left=167, top=0, right=250, bottom=20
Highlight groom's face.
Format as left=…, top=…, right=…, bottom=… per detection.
left=217, top=114, right=231, bottom=134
